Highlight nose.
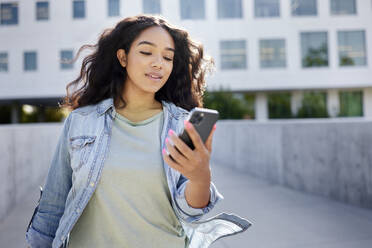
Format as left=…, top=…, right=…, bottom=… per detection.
left=151, top=55, right=163, bottom=69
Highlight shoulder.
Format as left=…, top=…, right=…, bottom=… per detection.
left=71, top=104, right=97, bottom=116
left=63, top=102, right=104, bottom=135
left=66, top=104, right=98, bottom=128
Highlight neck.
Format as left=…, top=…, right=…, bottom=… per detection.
left=116, top=81, right=162, bottom=113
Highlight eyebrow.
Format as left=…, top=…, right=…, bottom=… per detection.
left=137, top=40, right=175, bottom=52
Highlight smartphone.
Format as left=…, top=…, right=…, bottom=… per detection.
left=178, top=107, right=219, bottom=150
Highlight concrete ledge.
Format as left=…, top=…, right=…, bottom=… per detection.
left=0, top=123, right=63, bottom=222
left=212, top=118, right=372, bottom=209
left=1, top=118, right=371, bottom=222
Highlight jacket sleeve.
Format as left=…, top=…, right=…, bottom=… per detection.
left=25, top=113, right=73, bottom=248
left=174, top=174, right=224, bottom=223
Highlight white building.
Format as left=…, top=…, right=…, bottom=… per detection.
left=0, top=0, right=371, bottom=122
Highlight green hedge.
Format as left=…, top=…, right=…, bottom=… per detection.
left=203, top=88, right=254, bottom=119
left=1, top=90, right=364, bottom=124
left=268, top=92, right=292, bottom=119
left=339, top=91, right=363, bottom=117
left=297, top=91, right=329, bottom=118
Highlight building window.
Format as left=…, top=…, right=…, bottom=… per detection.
left=108, top=0, right=119, bottom=17
left=255, top=0, right=280, bottom=17
left=217, top=0, right=242, bottom=19
left=220, top=40, right=247, bottom=70
left=36, top=1, right=49, bottom=21
left=291, top=0, right=317, bottom=16
left=143, top=0, right=161, bottom=14
left=73, top=0, right=85, bottom=19
left=339, top=91, right=363, bottom=117
left=60, top=50, right=74, bottom=70
left=300, top=32, right=328, bottom=67
left=180, top=0, right=205, bottom=20
left=260, top=39, right=286, bottom=68
left=338, top=30, right=367, bottom=66
left=0, top=52, right=8, bottom=72
left=0, top=3, right=18, bottom=25
left=24, top=52, right=37, bottom=71
left=331, top=0, right=356, bottom=15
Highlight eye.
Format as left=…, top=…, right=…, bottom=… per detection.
left=164, top=57, right=173, bottom=61
left=140, top=51, right=151, bottom=55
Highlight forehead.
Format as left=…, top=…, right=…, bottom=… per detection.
left=133, top=26, right=175, bottom=49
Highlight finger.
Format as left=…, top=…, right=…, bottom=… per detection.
left=162, top=148, right=184, bottom=173
left=166, top=138, right=188, bottom=165
left=168, top=130, right=194, bottom=160
left=205, top=124, right=216, bottom=153
left=184, top=120, right=205, bottom=151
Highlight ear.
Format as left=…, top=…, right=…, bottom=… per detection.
left=116, top=49, right=127, bottom=67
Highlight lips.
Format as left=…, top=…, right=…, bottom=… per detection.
left=145, top=73, right=163, bottom=79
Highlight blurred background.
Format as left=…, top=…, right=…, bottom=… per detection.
left=0, top=0, right=371, bottom=122
left=0, top=0, right=372, bottom=247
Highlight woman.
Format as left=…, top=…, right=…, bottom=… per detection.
left=25, top=14, right=250, bottom=248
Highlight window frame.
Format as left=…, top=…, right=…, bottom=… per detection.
left=220, top=40, right=247, bottom=70
left=73, top=0, right=86, bottom=19
left=291, top=0, right=318, bottom=16
left=0, top=52, right=9, bottom=72
left=180, top=0, right=205, bottom=20
left=254, top=0, right=280, bottom=18
left=259, top=38, right=286, bottom=68
left=108, top=0, right=120, bottom=17
left=337, top=30, right=367, bottom=67
left=60, top=50, right=74, bottom=70
left=0, top=2, right=18, bottom=25
left=217, top=0, right=243, bottom=19
left=24, top=51, right=38, bottom=72
left=143, top=0, right=161, bottom=14
left=36, top=1, right=49, bottom=21
left=300, top=31, right=329, bottom=68
left=330, top=0, right=357, bottom=15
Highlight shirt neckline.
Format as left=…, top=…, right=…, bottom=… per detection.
left=113, top=108, right=163, bottom=126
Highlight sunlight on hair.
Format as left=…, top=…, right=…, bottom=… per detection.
left=60, top=107, right=70, bottom=119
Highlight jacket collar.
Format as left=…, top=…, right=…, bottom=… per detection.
left=96, top=97, right=115, bottom=116
left=96, top=97, right=175, bottom=117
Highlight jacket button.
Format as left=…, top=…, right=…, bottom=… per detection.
left=90, top=182, right=95, bottom=187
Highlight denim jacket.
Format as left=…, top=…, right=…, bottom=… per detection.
left=25, top=97, right=251, bottom=248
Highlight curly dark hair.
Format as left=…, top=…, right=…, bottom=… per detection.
left=60, top=14, right=215, bottom=111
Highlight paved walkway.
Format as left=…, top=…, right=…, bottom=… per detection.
left=1, top=164, right=372, bottom=248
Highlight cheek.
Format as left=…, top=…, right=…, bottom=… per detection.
left=126, top=58, right=145, bottom=78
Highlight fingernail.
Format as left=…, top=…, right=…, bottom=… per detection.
left=165, top=137, right=169, bottom=144
left=213, top=124, right=216, bottom=130
left=162, top=148, right=166, bottom=155
left=168, top=129, right=174, bottom=136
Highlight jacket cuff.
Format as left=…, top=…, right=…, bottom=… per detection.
left=26, top=225, right=54, bottom=248
left=175, top=181, right=224, bottom=218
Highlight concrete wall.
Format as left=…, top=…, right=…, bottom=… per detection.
left=1, top=119, right=372, bottom=221
left=0, top=123, right=62, bottom=222
left=212, top=119, right=372, bottom=209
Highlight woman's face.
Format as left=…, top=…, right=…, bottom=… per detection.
left=117, top=26, right=175, bottom=95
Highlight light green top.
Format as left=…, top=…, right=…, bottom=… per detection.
left=68, top=107, right=186, bottom=247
